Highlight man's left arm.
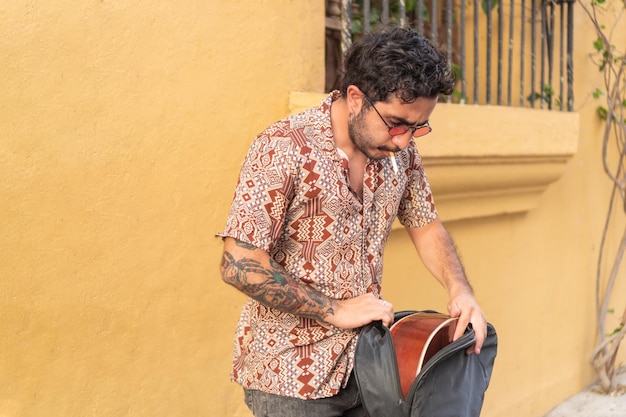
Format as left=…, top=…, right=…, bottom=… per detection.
left=406, top=217, right=487, bottom=354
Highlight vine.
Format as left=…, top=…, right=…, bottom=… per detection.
left=578, top=0, right=626, bottom=394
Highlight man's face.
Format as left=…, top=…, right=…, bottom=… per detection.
left=348, top=95, right=438, bottom=160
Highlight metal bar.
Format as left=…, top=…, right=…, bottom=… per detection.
left=417, top=0, right=424, bottom=35
left=382, top=0, right=389, bottom=26
left=507, top=0, right=514, bottom=107
left=474, top=0, right=479, bottom=104
left=341, top=0, right=352, bottom=55
left=531, top=0, right=536, bottom=107
left=520, top=0, right=526, bottom=107
left=431, top=0, right=438, bottom=45
left=447, top=0, right=453, bottom=56
left=460, top=0, right=467, bottom=104
left=486, top=0, right=492, bottom=104
left=559, top=1, right=565, bottom=110
left=447, top=0, right=453, bottom=103
left=540, top=2, right=549, bottom=109
left=547, top=1, right=555, bottom=110
left=539, top=2, right=547, bottom=109
left=498, top=0, right=503, bottom=105
left=399, top=0, right=406, bottom=27
left=567, top=0, right=574, bottom=111
left=364, top=0, right=371, bottom=33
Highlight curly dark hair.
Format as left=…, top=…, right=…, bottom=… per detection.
left=340, top=27, right=455, bottom=104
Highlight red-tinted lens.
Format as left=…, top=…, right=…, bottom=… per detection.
left=412, top=125, right=432, bottom=138
left=388, top=125, right=410, bottom=136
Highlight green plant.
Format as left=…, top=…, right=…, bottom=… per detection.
left=527, top=84, right=556, bottom=108
left=481, top=0, right=498, bottom=14
left=579, top=0, right=626, bottom=394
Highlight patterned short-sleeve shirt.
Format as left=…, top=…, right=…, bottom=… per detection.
left=218, top=91, right=437, bottom=399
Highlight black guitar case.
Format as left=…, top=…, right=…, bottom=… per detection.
left=354, top=310, right=498, bottom=417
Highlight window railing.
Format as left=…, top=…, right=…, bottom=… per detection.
left=325, top=0, right=575, bottom=111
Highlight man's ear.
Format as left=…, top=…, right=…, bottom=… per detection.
left=346, top=85, right=365, bottom=115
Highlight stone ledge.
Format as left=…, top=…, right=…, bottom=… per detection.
left=289, top=91, right=579, bottom=223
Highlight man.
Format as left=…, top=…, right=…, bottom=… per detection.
left=218, top=27, right=487, bottom=417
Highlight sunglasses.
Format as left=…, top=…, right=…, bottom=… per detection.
left=364, top=96, right=432, bottom=138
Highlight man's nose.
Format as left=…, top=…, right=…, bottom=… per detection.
left=391, top=133, right=412, bottom=150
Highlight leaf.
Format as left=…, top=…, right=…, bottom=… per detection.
left=597, top=106, right=608, bottom=120
left=543, top=85, right=555, bottom=96
left=608, top=324, right=623, bottom=337
left=592, top=88, right=604, bottom=99
left=526, top=92, right=540, bottom=102
left=555, top=98, right=562, bottom=108
left=593, top=37, right=604, bottom=52
left=451, top=63, right=462, bottom=80
left=481, top=0, right=498, bottom=15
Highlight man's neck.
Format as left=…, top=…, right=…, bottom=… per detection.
left=330, top=97, right=361, bottom=161
left=330, top=97, right=367, bottom=198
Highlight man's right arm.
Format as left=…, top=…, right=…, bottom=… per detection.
left=220, top=237, right=335, bottom=322
left=219, top=237, right=394, bottom=328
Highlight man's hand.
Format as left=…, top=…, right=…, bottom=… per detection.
left=448, top=291, right=487, bottom=355
left=325, top=293, right=395, bottom=329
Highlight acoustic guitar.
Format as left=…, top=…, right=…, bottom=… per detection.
left=389, top=311, right=458, bottom=398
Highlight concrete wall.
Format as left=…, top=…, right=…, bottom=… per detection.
left=0, top=1, right=624, bottom=417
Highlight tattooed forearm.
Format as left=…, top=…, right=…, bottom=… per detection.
left=235, top=240, right=259, bottom=251
left=220, top=250, right=334, bottom=322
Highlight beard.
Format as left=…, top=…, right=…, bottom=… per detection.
left=347, top=109, right=388, bottom=160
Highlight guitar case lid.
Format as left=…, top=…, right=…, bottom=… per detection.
left=354, top=319, right=408, bottom=417
left=354, top=310, right=497, bottom=417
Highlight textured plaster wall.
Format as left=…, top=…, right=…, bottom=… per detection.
left=1, top=1, right=625, bottom=417
left=0, top=1, right=322, bottom=417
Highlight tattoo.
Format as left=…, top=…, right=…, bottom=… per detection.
left=235, top=240, right=258, bottom=251
left=220, top=250, right=334, bottom=322
left=269, top=258, right=288, bottom=285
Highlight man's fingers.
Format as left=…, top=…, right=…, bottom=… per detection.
left=329, top=294, right=394, bottom=329
left=380, top=299, right=394, bottom=327
left=472, top=326, right=486, bottom=354
left=453, top=318, right=467, bottom=342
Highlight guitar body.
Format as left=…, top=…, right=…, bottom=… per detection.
left=390, top=312, right=458, bottom=398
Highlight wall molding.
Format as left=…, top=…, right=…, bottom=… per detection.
left=289, top=92, right=579, bottom=222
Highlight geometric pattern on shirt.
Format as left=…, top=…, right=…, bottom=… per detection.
left=220, top=91, right=438, bottom=400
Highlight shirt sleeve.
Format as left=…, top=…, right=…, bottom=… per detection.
left=218, top=128, right=297, bottom=253
left=396, top=145, right=438, bottom=228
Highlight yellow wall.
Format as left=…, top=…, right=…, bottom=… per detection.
left=1, top=1, right=624, bottom=417
left=1, top=2, right=322, bottom=416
